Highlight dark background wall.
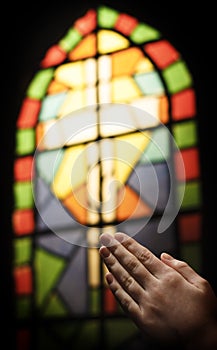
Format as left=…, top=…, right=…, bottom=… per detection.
left=1, top=0, right=216, bottom=346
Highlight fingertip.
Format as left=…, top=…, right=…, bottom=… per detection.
left=161, top=252, right=174, bottom=261
left=105, top=272, right=113, bottom=285
left=114, top=232, right=129, bottom=243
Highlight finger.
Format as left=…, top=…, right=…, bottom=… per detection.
left=99, top=234, right=156, bottom=287
left=99, top=245, right=146, bottom=302
left=161, top=252, right=203, bottom=287
left=114, top=232, right=168, bottom=278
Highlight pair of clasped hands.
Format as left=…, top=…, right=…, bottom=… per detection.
left=99, top=232, right=217, bottom=349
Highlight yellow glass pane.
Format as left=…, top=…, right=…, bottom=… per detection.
left=112, top=47, right=144, bottom=77
left=55, top=61, right=85, bottom=88
left=47, top=80, right=67, bottom=94
left=58, top=90, right=85, bottom=116
left=98, top=55, right=112, bottom=81
left=134, top=57, right=154, bottom=73
left=112, top=76, right=141, bottom=102
left=87, top=143, right=100, bottom=225
left=52, top=145, right=86, bottom=199
left=69, top=33, right=97, bottom=60
left=98, top=30, right=129, bottom=54
left=114, top=132, right=150, bottom=184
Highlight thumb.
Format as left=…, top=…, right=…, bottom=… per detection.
left=161, top=252, right=202, bottom=286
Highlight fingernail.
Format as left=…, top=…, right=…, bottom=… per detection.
left=99, top=246, right=110, bottom=258
left=114, top=232, right=126, bottom=243
left=100, top=233, right=113, bottom=247
left=161, top=252, right=173, bottom=260
left=106, top=273, right=113, bottom=285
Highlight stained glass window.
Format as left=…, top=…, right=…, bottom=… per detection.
left=12, top=5, right=203, bottom=349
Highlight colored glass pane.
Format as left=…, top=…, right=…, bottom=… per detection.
left=17, top=98, right=41, bottom=128
left=16, top=129, right=35, bottom=155
left=14, top=238, right=31, bottom=264
left=115, top=13, right=138, bottom=35
left=14, top=266, right=32, bottom=295
left=112, top=76, right=141, bottom=102
left=104, top=288, right=117, bottom=314
left=162, top=60, right=193, bottom=94
left=130, top=23, right=160, bottom=44
left=41, top=45, right=67, bottom=68
left=44, top=294, right=68, bottom=317
left=178, top=181, right=202, bottom=209
left=98, top=30, right=129, bottom=54
left=180, top=243, right=201, bottom=272
left=175, top=147, right=200, bottom=181
left=13, top=182, right=34, bottom=209
left=39, top=92, right=67, bottom=121
left=134, top=71, right=165, bottom=95
left=16, top=298, right=31, bottom=318
left=74, top=9, right=97, bottom=35
left=140, top=127, right=170, bottom=163
left=98, top=6, right=119, bottom=28
left=58, top=28, right=82, bottom=52
left=112, top=47, right=144, bottom=77
left=68, top=33, right=96, bottom=60
left=12, top=209, right=35, bottom=235
left=14, top=156, right=33, bottom=181
left=179, top=213, right=202, bottom=242
left=105, top=319, right=139, bottom=348
left=173, top=120, right=197, bottom=148
left=171, top=88, right=196, bottom=120
left=145, top=40, right=179, bottom=69
left=27, top=69, right=54, bottom=100
left=89, top=289, right=101, bottom=314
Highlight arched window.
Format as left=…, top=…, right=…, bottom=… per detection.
left=12, top=5, right=203, bottom=349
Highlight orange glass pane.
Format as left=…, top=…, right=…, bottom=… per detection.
left=112, top=47, right=143, bottom=77
left=104, top=288, right=117, bottom=314
left=171, top=88, right=196, bottom=120
left=145, top=40, right=179, bottom=69
left=63, top=185, right=87, bottom=225
left=114, top=13, right=138, bottom=35
left=14, top=156, right=33, bottom=181
left=40, top=45, right=67, bottom=68
left=159, top=95, right=169, bottom=124
left=14, top=266, right=32, bottom=295
left=117, top=185, right=152, bottom=221
left=74, top=9, right=97, bottom=35
left=179, top=213, right=202, bottom=242
left=47, top=80, right=68, bottom=94
left=175, top=148, right=200, bottom=181
left=69, top=34, right=96, bottom=61
left=12, top=209, right=35, bottom=235
left=16, top=98, right=41, bottom=128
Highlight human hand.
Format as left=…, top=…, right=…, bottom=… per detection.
left=99, top=232, right=217, bottom=349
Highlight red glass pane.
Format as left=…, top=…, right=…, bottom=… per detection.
left=16, top=329, right=31, bottom=350
left=14, top=156, right=33, bottom=181
left=16, top=98, right=41, bottom=128
left=179, top=213, right=202, bottom=242
left=171, top=88, right=196, bottom=120
left=41, top=45, right=67, bottom=68
left=175, top=147, right=200, bottom=181
left=104, top=288, right=117, bottom=314
left=115, top=13, right=138, bottom=35
left=14, top=266, right=32, bottom=295
left=74, top=9, right=97, bottom=35
left=144, top=40, right=179, bottom=69
left=12, top=209, right=35, bottom=235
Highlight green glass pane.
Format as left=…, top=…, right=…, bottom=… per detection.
left=180, top=242, right=202, bottom=273
left=27, top=68, right=54, bottom=100
left=14, top=182, right=34, bottom=209
left=98, top=6, right=119, bottom=28
left=140, top=127, right=170, bottom=163
left=105, top=319, right=139, bottom=348
left=16, top=297, right=31, bottom=318
left=14, top=238, right=31, bottom=265
left=36, top=149, right=64, bottom=184
left=178, top=181, right=202, bottom=209
left=134, top=71, right=165, bottom=95
left=75, top=321, right=99, bottom=349
left=39, top=92, right=67, bottom=121
left=130, top=23, right=160, bottom=44
left=59, top=28, right=82, bottom=52
left=162, top=60, right=193, bottom=94
left=89, top=289, right=100, bottom=315
left=35, top=248, right=65, bottom=306
left=16, top=128, right=35, bottom=155
left=44, top=293, right=68, bottom=317
left=173, top=120, right=197, bottom=149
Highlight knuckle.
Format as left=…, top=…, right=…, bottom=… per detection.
left=135, top=250, right=152, bottom=264
left=122, top=275, right=134, bottom=289
left=126, top=257, right=139, bottom=273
